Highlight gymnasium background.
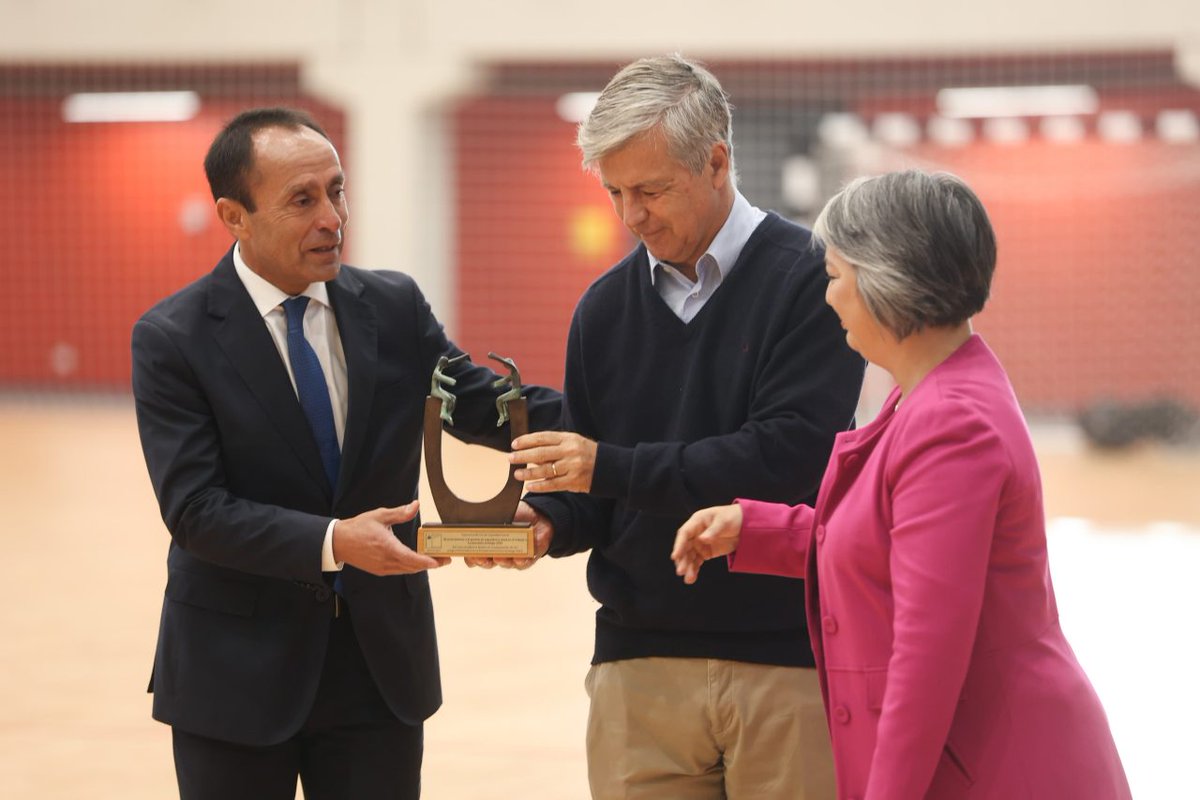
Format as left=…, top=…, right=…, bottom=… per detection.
left=2, top=1, right=1198, bottom=797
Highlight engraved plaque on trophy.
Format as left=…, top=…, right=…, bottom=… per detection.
left=416, top=352, right=535, bottom=558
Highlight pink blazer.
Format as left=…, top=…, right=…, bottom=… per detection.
left=730, top=335, right=1129, bottom=800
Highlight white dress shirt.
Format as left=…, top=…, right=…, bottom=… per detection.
left=232, top=243, right=347, bottom=572
left=648, top=191, right=767, bottom=322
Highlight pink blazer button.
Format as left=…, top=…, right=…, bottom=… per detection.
left=833, top=705, right=851, bottom=724
left=815, top=524, right=826, bottom=543
left=822, top=616, right=838, bottom=634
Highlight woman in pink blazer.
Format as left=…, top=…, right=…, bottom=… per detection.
left=672, top=171, right=1130, bottom=800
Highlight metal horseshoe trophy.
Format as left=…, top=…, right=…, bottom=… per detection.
left=416, top=352, right=535, bottom=558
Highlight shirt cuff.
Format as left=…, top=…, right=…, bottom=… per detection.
left=322, top=519, right=344, bottom=572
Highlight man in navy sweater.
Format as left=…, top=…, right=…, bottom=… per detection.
left=497, top=56, right=864, bottom=798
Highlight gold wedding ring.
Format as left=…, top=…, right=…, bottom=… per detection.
left=550, top=462, right=559, bottom=477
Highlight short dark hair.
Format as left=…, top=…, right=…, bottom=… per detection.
left=203, top=107, right=330, bottom=212
left=813, top=170, right=997, bottom=339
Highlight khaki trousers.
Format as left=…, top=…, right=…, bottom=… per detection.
left=585, top=657, right=835, bottom=800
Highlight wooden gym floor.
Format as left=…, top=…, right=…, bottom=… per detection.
left=1, top=398, right=1197, bottom=798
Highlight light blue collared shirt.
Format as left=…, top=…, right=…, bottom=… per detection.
left=648, top=191, right=767, bottom=323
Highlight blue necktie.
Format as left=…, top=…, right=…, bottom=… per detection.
left=282, top=297, right=341, bottom=492
left=283, top=297, right=344, bottom=597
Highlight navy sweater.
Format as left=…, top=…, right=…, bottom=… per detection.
left=527, top=213, right=865, bottom=666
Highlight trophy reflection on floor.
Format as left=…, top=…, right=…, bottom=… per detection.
left=417, top=352, right=535, bottom=558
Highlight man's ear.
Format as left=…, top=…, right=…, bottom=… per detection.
left=708, top=142, right=731, bottom=188
left=215, top=197, right=248, bottom=239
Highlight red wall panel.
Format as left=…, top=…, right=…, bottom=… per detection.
left=917, top=138, right=1200, bottom=410
left=0, top=94, right=345, bottom=389
left=454, top=96, right=1200, bottom=412
left=453, top=97, right=632, bottom=391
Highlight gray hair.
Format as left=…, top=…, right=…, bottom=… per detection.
left=578, top=54, right=737, bottom=184
left=813, top=170, right=997, bottom=339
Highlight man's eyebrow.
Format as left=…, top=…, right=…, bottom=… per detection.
left=602, top=179, right=670, bottom=192
left=282, top=178, right=319, bottom=196
left=282, top=173, right=344, bottom=196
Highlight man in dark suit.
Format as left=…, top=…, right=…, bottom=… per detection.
left=132, top=107, right=559, bottom=799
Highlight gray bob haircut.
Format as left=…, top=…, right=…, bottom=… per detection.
left=577, top=54, right=737, bottom=183
left=813, top=170, right=997, bottom=339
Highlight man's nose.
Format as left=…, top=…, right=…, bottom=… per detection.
left=317, top=197, right=344, bottom=232
left=622, top=197, right=647, bottom=228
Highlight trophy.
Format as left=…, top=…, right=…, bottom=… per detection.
left=416, top=352, right=535, bottom=558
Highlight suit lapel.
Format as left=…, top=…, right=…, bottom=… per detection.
left=206, top=253, right=333, bottom=500
left=327, top=267, right=378, bottom=503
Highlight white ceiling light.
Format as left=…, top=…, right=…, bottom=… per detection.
left=1156, top=109, right=1199, bottom=143
left=937, top=85, right=1098, bottom=119
left=872, top=113, right=921, bottom=147
left=926, top=116, right=973, bottom=147
left=982, top=117, right=1030, bottom=145
left=62, top=91, right=200, bottom=123
left=818, top=113, right=870, bottom=148
left=780, top=154, right=820, bottom=212
left=1097, top=111, right=1142, bottom=143
left=555, top=92, right=601, bottom=124
left=1039, top=116, right=1087, bottom=143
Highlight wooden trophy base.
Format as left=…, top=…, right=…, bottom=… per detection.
left=417, top=522, right=535, bottom=558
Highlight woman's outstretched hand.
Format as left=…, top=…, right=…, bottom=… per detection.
left=671, top=503, right=744, bottom=584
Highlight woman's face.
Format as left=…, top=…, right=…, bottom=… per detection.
left=824, top=247, right=892, bottom=362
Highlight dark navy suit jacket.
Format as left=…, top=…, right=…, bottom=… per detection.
left=132, top=249, right=559, bottom=745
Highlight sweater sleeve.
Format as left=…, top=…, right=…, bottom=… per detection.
left=524, top=305, right=615, bottom=556
left=589, top=263, right=863, bottom=515
left=726, top=498, right=814, bottom=578
left=864, top=400, right=1010, bottom=800
left=401, top=275, right=561, bottom=447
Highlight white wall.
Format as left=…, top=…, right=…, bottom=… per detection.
left=5, top=0, right=1199, bottom=328
left=7, top=0, right=1199, bottom=59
